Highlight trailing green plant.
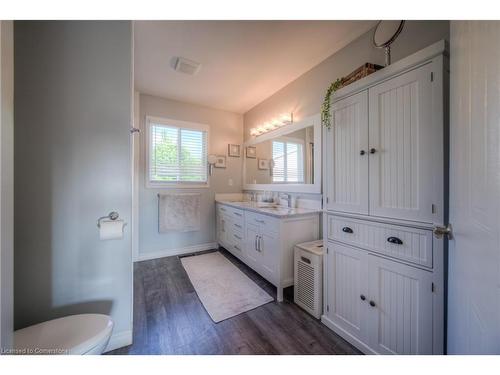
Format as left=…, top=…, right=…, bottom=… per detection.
left=321, top=78, right=343, bottom=129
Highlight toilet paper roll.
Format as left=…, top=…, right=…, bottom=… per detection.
left=99, top=219, right=125, bottom=240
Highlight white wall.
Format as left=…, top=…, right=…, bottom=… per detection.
left=137, top=94, right=243, bottom=261
left=243, top=21, right=450, bottom=140
left=0, top=20, right=14, bottom=352
left=14, top=21, right=133, bottom=351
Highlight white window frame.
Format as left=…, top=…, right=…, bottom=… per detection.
left=271, top=136, right=306, bottom=184
left=145, top=116, right=210, bottom=189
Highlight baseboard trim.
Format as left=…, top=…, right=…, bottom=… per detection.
left=135, top=242, right=218, bottom=262
left=104, top=329, right=132, bottom=353
left=321, top=315, right=376, bottom=355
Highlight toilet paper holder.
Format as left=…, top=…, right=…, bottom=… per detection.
left=97, top=211, right=120, bottom=228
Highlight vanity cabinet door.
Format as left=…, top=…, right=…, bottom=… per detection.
left=259, top=228, right=279, bottom=283
left=244, top=222, right=260, bottom=269
left=326, top=90, right=369, bottom=215
left=368, top=63, right=440, bottom=223
left=217, top=213, right=227, bottom=246
left=367, top=254, right=434, bottom=354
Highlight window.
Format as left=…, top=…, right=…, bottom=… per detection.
left=147, top=117, right=209, bottom=187
left=272, top=139, right=304, bottom=183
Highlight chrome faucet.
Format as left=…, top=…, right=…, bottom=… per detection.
left=279, top=193, right=292, bottom=208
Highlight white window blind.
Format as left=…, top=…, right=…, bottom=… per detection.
left=149, top=121, right=208, bottom=185
left=272, top=140, right=304, bottom=183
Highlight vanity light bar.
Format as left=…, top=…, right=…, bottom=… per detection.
left=250, top=113, right=293, bottom=137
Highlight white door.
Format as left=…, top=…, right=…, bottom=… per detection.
left=0, top=20, right=14, bottom=351
left=447, top=21, right=500, bottom=354
left=367, top=255, right=433, bottom=354
left=368, top=63, right=439, bottom=223
left=326, top=91, right=369, bottom=214
left=326, top=242, right=369, bottom=344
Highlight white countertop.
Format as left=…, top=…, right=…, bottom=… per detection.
left=215, top=200, right=322, bottom=218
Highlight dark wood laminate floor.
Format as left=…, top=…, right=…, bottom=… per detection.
left=108, top=248, right=361, bottom=355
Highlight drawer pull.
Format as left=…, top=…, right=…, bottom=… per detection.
left=359, top=150, right=366, bottom=155
left=255, top=219, right=265, bottom=224
left=387, top=236, right=403, bottom=245
left=234, top=234, right=242, bottom=240
left=234, top=212, right=243, bottom=217
left=360, top=294, right=366, bottom=301
left=370, top=148, right=377, bottom=154
left=369, top=300, right=376, bottom=307
left=234, top=223, right=242, bottom=228
left=301, top=256, right=311, bottom=264
left=342, top=226, right=353, bottom=234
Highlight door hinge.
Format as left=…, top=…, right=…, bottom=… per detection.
left=431, top=282, right=435, bottom=293
left=430, top=72, right=434, bottom=82
left=431, top=204, right=436, bottom=214
left=326, top=247, right=329, bottom=254
left=326, top=304, right=330, bottom=312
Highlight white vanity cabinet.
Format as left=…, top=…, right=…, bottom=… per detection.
left=216, top=202, right=320, bottom=302
left=322, top=41, right=447, bottom=355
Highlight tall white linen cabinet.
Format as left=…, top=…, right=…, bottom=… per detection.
left=322, top=41, right=448, bottom=355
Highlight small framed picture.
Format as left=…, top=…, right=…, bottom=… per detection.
left=215, top=155, right=226, bottom=168
left=258, top=159, right=269, bottom=170
left=246, top=146, right=256, bottom=159
left=228, top=144, right=241, bottom=157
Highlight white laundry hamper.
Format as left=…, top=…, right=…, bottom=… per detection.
left=294, top=240, right=324, bottom=319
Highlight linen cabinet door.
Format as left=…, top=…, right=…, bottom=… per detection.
left=325, top=242, right=369, bottom=344
left=326, top=90, right=369, bottom=214
left=367, top=255, right=433, bottom=354
left=368, top=63, right=440, bottom=223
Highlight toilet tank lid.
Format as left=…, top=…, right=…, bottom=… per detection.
left=14, top=313, right=114, bottom=355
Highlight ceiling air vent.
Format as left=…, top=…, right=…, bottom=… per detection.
left=174, top=57, right=201, bottom=75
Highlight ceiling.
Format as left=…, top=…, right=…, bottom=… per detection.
left=134, top=21, right=377, bottom=114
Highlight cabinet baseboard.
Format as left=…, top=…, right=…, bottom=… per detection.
left=321, top=315, right=376, bottom=355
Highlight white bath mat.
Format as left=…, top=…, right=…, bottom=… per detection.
left=180, top=252, right=274, bottom=322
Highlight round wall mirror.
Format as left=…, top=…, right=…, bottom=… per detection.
left=373, top=20, right=405, bottom=66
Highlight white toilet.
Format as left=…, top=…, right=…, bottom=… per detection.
left=14, top=314, right=114, bottom=355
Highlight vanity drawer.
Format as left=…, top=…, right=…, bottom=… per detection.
left=327, top=215, right=433, bottom=268
left=245, top=211, right=279, bottom=233
left=218, top=204, right=244, bottom=226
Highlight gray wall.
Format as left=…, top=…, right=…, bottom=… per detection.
left=137, top=94, right=243, bottom=259
left=1, top=20, right=14, bottom=351
left=244, top=21, right=450, bottom=139
left=14, top=21, right=133, bottom=347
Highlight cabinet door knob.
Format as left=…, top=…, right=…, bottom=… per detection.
left=369, top=300, right=376, bottom=307
left=342, top=226, right=353, bottom=234
left=387, top=236, right=403, bottom=245
left=360, top=294, right=366, bottom=301
left=360, top=150, right=366, bottom=155
left=370, top=148, right=377, bottom=154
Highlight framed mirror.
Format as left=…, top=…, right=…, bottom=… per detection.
left=243, top=113, right=321, bottom=194
left=373, top=20, right=405, bottom=66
